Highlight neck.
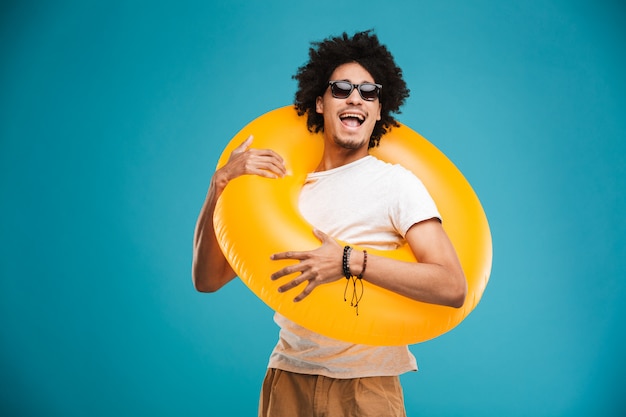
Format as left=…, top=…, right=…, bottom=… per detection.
left=315, top=148, right=369, bottom=172
left=315, top=131, right=371, bottom=172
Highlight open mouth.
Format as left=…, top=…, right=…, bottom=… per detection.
left=339, top=112, right=365, bottom=127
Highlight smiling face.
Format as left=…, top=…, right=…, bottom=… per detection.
left=316, top=62, right=382, bottom=152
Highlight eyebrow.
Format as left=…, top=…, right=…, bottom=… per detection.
left=337, top=79, right=377, bottom=84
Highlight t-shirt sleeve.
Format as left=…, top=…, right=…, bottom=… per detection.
left=390, top=166, right=441, bottom=237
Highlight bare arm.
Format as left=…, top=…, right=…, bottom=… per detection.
left=355, top=218, right=466, bottom=307
left=192, top=136, right=286, bottom=292
left=270, top=218, right=467, bottom=308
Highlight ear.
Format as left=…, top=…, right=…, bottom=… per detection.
left=316, top=96, right=324, bottom=114
left=376, top=102, right=382, bottom=121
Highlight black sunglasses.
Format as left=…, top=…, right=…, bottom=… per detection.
left=328, top=81, right=382, bottom=101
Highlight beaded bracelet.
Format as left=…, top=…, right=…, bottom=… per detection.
left=357, top=250, right=368, bottom=279
left=342, top=245, right=364, bottom=315
left=342, top=245, right=353, bottom=279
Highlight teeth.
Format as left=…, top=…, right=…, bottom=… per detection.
left=339, top=113, right=365, bottom=121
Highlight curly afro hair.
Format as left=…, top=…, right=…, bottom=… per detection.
left=293, top=30, right=409, bottom=148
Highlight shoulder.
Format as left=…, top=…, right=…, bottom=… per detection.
left=365, top=155, right=423, bottom=185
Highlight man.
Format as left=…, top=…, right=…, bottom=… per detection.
left=192, top=31, right=466, bottom=417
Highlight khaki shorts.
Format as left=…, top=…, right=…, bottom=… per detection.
left=258, top=368, right=407, bottom=417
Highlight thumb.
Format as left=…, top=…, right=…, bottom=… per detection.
left=312, top=228, right=329, bottom=243
left=233, top=135, right=253, bottom=154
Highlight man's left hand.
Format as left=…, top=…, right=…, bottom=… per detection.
left=270, top=229, right=344, bottom=302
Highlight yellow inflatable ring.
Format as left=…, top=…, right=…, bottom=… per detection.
left=214, top=106, right=492, bottom=346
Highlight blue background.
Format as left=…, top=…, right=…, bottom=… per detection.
left=1, top=1, right=625, bottom=416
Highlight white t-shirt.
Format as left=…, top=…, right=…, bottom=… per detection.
left=268, top=155, right=441, bottom=378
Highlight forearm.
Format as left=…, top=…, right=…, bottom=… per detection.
left=192, top=173, right=236, bottom=292
left=192, top=136, right=286, bottom=292
left=348, top=249, right=467, bottom=308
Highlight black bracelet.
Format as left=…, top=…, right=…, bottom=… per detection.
left=342, top=245, right=353, bottom=279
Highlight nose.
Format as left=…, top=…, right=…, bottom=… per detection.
left=346, top=87, right=364, bottom=104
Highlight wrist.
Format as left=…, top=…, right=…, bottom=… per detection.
left=342, top=246, right=367, bottom=315
left=348, top=248, right=368, bottom=279
left=211, top=168, right=231, bottom=195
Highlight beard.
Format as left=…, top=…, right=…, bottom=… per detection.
left=332, top=133, right=369, bottom=150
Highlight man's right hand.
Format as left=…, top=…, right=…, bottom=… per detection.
left=213, top=135, right=287, bottom=193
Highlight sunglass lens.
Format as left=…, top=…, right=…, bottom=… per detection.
left=331, top=81, right=353, bottom=98
left=359, top=84, right=379, bottom=100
